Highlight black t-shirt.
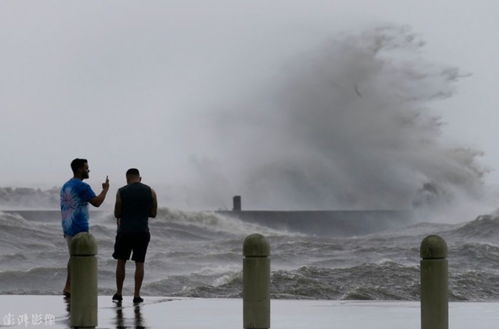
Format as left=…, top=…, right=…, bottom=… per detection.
left=118, top=182, right=153, bottom=233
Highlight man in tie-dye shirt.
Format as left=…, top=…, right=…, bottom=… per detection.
left=60, top=158, right=110, bottom=297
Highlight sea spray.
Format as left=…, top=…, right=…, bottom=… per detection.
left=183, top=26, right=487, bottom=214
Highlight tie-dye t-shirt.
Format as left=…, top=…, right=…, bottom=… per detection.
left=60, top=178, right=96, bottom=236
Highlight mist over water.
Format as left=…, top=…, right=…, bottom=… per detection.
left=180, top=26, right=488, bottom=215
left=0, top=25, right=491, bottom=218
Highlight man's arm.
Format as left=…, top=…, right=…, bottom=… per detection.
left=150, top=189, right=157, bottom=218
left=89, top=176, right=110, bottom=208
left=114, top=191, right=122, bottom=219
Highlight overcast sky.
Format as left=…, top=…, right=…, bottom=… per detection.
left=1, top=1, right=498, bottom=211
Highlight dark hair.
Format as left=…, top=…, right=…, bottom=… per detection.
left=71, top=158, right=88, bottom=174
left=126, top=168, right=140, bottom=177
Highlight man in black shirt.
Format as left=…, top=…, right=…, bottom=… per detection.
left=112, top=168, right=157, bottom=304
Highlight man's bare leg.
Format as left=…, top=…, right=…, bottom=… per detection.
left=134, top=262, right=144, bottom=298
left=116, top=259, right=126, bottom=296
left=63, top=259, right=71, bottom=295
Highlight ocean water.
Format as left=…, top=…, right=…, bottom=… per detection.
left=1, top=209, right=498, bottom=301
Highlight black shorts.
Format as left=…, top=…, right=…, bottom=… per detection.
left=112, top=231, right=150, bottom=263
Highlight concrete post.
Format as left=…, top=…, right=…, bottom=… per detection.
left=233, top=195, right=242, bottom=211
left=70, top=232, right=98, bottom=328
left=243, top=234, right=270, bottom=329
left=420, top=234, right=448, bottom=329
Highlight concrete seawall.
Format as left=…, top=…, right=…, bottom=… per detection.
left=2, top=296, right=499, bottom=329
left=217, top=210, right=412, bottom=236
left=4, top=209, right=412, bottom=236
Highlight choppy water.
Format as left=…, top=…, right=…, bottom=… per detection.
left=1, top=209, right=499, bottom=301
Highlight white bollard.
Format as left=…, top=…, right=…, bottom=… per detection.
left=420, top=234, right=448, bottom=329
left=70, top=232, right=98, bottom=328
left=243, top=233, right=270, bottom=329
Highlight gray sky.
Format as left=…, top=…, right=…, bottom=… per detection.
left=1, top=0, right=498, bottom=212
